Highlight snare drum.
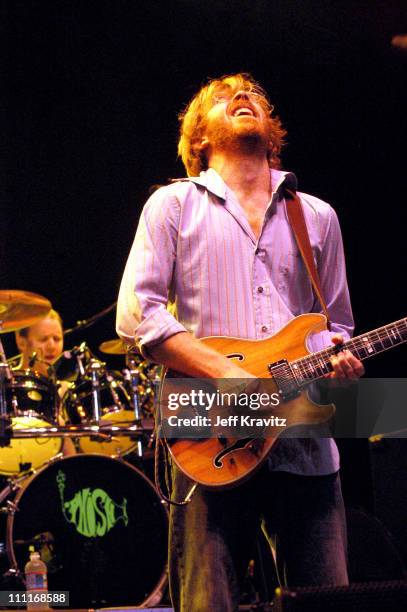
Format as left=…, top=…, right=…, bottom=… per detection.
left=0, top=370, right=61, bottom=475
left=61, top=372, right=139, bottom=456
left=6, top=454, right=168, bottom=608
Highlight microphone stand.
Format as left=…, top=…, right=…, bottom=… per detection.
left=63, top=301, right=117, bottom=336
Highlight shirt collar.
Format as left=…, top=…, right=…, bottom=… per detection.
left=180, top=167, right=298, bottom=201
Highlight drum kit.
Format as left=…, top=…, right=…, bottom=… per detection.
left=0, top=290, right=168, bottom=608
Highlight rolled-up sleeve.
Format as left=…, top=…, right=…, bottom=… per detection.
left=116, top=188, right=187, bottom=357
left=307, top=205, right=355, bottom=352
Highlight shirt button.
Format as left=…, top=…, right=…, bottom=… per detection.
left=255, top=248, right=260, bottom=255
left=261, top=325, right=268, bottom=332
left=257, top=286, right=264, bottom=293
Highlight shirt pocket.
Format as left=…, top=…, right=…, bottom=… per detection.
left=277, top=251, right=316, bottom=315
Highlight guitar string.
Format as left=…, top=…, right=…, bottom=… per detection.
left=269, top=319, right=407, bottom=386
left=294, top=336, right=407, bottom=381
left=291, top=319, right=407, bottom=382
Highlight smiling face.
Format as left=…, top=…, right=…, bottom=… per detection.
left=200, top=89, right=270, bottom=157
left=178, top=73, right=287, bottom=176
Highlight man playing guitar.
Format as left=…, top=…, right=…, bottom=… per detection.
left=117, top=73, right=364, bottom=611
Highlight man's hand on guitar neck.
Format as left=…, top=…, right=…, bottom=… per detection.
left=149, top=329, right=364, bottom=381
left=328, top=334, right=365, bottom=380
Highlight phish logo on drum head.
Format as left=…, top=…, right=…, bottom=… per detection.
left=56, top=470, right=128, bottom=537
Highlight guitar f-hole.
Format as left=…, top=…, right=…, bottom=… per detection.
left=213, top=438, right=255, bottom=469
left=226, top=353, right=244, bottom=361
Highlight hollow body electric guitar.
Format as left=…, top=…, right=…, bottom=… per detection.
left=160, top=313, right=407, bottom=489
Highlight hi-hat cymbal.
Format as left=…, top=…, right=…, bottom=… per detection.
left=99, top=338, right=128, bottom=355
left=0, top=290, right=52, bottom=333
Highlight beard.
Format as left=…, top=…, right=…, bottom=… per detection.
left=206, top=118, right=267, bottom=155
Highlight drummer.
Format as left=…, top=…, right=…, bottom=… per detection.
left=14, top=309, right=63, bottom=375
left=14, top=309, right=76, bottom=456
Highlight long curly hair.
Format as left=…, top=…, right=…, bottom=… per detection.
left=178, top=73, right=287, bottom=177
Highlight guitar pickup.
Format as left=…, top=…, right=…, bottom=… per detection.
left=268, top=359, right=300, bottom=401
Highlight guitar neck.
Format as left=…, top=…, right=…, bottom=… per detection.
left=292, top=317, right=407, bottom=384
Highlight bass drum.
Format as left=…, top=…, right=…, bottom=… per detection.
left=0, top=370, right=61, bottom=475
left=6, top=455, right=168, bottom=608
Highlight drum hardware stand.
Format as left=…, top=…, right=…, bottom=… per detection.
left=7, top=386, right=19, bottom=419
left=48, top=451, right=64, bottom=464
left=0, top=327, right=13, bottom=447
left=7, top=425, right=142, bottom=439
left=72, top=342, right=89, bottom=377
left=146, top=373, right=162, bottom=450
left=5, top=352, right=22, bottom=368
left=0, top=467, right=37, bottom=508
left=89, top=359, right=103, bottom=423
left=140, top=384, right=154, bottom=410
left=0, top=467, right=40, bottom=513
left=124, top=356, right=143, bottom=458
left=0, top=497, right=20, bottom=518
left=105, top=372, right=126, bottom=411
left=2, top=499, right=19, bottom=516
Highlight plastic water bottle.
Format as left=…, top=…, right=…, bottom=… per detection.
left=24, top=549, right=49, bottom=609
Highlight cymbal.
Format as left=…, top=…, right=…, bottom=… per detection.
left=99, top=338, right=128, bottom=355
left=0, top=290, right=52, bottom=333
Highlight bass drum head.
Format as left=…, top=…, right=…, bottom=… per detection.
left=7, top=455, right=168, bottom=608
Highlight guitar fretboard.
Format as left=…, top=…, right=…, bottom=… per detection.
left=291, top=317, right=407, bottom=383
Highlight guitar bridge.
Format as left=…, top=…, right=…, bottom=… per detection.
left=268, top=359, right=300, bottom=401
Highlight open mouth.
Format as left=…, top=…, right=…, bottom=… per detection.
left=229, top=101, right=257, bottom=119
left=232, top=107, right=255, bottom=117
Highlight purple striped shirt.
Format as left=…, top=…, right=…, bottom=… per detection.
left=117, top=168, right=355, bottom=474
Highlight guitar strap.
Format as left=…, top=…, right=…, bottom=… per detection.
left=284, top=188, right=332, bottom=331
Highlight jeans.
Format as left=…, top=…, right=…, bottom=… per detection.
left=168, top=463, right=348, bottom=612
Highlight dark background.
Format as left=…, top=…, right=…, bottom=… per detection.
left=2, top=0, right=407, bottom=373
left=1, top=0, right=407, bottom=590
